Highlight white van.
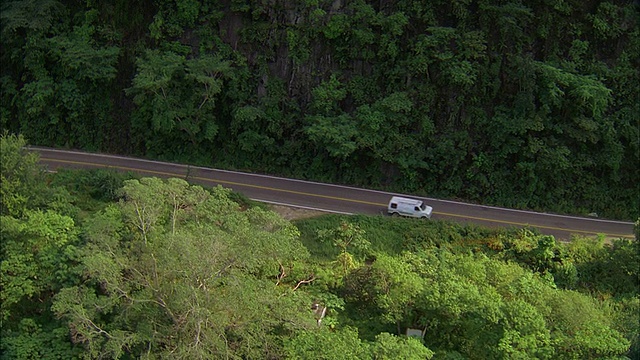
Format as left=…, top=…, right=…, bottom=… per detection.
left=387, top=196, right=433, bottom=219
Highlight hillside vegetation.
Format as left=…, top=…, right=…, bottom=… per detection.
left=1, top=133, right=639, bottom=359
left=1, top=0, right=638, bottom=219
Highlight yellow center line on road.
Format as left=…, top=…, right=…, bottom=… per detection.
left=41, top=157, right=635, bottom=239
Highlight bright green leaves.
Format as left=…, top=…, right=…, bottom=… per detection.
left=116, top=177, right=308, bottom=275
left=306, top=83, right=422, bottom=166
left=318, top=221, right=370, bottom=278
left=118, top=177, right=169, bottom=242
left=0, top=133, right=45, bottom=217
left=536, top=61, right=612, bottom=119
left=318, top=221, right=370, bottom=256
left=284, top=326, right=370, bottom=360
left=305, top=114, right=358, bottom=159
left=305, top=76, right=397, bottom=160
left=369, top=254, right=424, bottom=324
left=0, top=135, right=80, bottom=321
left=378, top=91, right=413, bottom=113
left=52, top=176, right=312, bottom=358
left=493, top=229, right=564, bottom=276
left=48, top=27, right=119, bottom=81
left=590, top=2, right=634, bottom=40
left=498, top=300, right=553, bottom=359
left=308, top=74, right=347, bottom=115
left=372, top=332, right=434, bottom=360
left=547, top=290, right=631, bottom=359
left=51, top=286, right=130, bottom=359
left=80, top=205, right=129, bottom=296
left=186, top=54, right=232, bottom=115
left=285, top=327, right=433, bottom=360
left=131, top=50, right=184, bottom=96
left=1, top=210, right=78, bottom=321
left=318, top=1, right=408, bottom=63
left=0, top=135, right=82, bottom=357
left=340, top=249, right=630, bottom=359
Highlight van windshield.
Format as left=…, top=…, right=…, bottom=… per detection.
left=420, top=203, right=426, bottom=211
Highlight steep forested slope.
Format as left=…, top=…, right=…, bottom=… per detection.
left=1, top=0, right=638, bottom=219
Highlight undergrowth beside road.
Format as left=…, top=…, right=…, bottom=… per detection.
left=293, top=213, right=524, bottom=260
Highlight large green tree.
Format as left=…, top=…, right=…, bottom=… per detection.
left=127, top=51, right=234, bottom=157
left=342, top=249, right=630, bottom=359
left=0, top=133, right=81, bottom=358
left=0, top=133, right=45, bottom=217
left=52, top=177, right=316, bottom=358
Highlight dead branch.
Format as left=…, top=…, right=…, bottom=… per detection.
left=275, top=261, right=287, bottom=286
left=292, top=274, right=316, bottom=291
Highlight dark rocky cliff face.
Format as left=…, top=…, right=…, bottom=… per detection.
left=214, top=0, right=357, bottom=109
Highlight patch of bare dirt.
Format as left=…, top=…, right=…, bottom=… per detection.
left=268, top=205, right=328, bottom=220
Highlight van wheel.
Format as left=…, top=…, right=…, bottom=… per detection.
left=391, top=212, right=399, bottom=217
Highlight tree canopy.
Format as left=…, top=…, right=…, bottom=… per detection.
left=1, top=133, right=637, bottom=359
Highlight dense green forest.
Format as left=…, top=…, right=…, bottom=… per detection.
left=1, top=133, right=639, bottom=359
left=0, top=0, right=638, bottom=220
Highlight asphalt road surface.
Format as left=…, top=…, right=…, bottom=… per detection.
left=31, top=146, right=635, bottom=241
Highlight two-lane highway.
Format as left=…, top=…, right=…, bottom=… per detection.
left=31, top=147, right=635, bottom=240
